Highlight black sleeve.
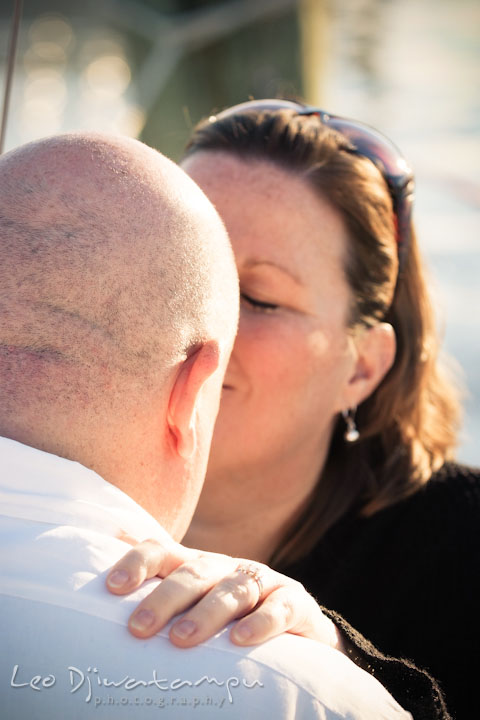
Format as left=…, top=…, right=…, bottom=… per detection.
left=321, top=605, right=451, bottom=720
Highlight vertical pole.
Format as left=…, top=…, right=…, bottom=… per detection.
left=0, top=0, right=23, bottom=154
left=299, top=0, right=329, bottom=106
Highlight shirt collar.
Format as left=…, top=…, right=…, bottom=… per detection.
left=0, top=435, right=173, bottom=544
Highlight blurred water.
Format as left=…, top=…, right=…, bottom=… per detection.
left=321, top=0, right=480, bottom=465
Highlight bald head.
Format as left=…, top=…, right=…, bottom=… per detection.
left=0, top=133, right=237, bottom=377
left=0, top=134, right=238, bottom=516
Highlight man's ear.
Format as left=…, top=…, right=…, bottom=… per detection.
left=342, top=323, right=396, bottom=410
left=167, top=341, right=221, bottom=460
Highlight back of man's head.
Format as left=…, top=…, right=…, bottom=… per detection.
left=0, top=132, right=239, bottom=536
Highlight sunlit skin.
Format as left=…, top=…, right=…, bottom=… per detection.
left=106, top=151, right=395, bottom=647
left=180, top=152, right=394, bottom=562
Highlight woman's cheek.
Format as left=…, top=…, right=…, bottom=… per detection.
left=256, top=328, right=309, bottom=383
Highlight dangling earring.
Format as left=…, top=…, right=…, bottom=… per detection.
left=342, top=408, right=360, bottom=443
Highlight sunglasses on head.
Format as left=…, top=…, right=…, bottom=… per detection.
left=210, top=99, right=415, bottom=270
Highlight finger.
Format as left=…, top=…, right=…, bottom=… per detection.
left=230, top=584, right=339, bottom=648
left=230, top=584, right=301, bottom=645
left=128, top=553, right=238, bottom=638
left=106, top=538, right=197, bottom=595
left=116, top=530, right=140, bottom=547
left=168, top=563, right=279, bottom=648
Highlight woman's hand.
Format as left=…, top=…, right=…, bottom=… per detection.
left=106, top=538, right=343, bottom=651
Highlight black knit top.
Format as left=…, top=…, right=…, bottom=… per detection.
left=283, top=463, right=480, bottom=720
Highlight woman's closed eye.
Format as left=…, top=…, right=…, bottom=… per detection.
left=241, top=293, right=279, bottom=312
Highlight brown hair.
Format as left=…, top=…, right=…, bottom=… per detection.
left=184, top=107, right=461, bottom=567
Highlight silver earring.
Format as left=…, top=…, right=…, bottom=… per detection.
left=342, top=408, right=359, bottom=442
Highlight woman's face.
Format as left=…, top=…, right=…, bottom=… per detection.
left=182, top=152, right=360, bottom=493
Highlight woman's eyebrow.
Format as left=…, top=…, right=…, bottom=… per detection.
left=243, top=258, right=303, bottom=285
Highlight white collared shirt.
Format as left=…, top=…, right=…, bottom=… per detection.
left=0, top=436, right=411, bottom=719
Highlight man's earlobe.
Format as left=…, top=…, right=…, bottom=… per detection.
left=167, top=341, right=221, bottom=460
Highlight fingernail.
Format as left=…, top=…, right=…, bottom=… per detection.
left=233, top=622, right=253, bottom=642
left=107, top=569, right=129, bottom=588
left=172, top=619, right=197, bottom=639
left=130, top=609, right=155, bottom=632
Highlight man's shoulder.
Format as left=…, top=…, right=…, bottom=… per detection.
left=0, top=515, right=410, bottom=719
left=1, top=593, right=409, bottom=720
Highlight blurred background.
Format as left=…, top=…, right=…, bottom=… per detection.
left=1, top=0, right=479, bottom=463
